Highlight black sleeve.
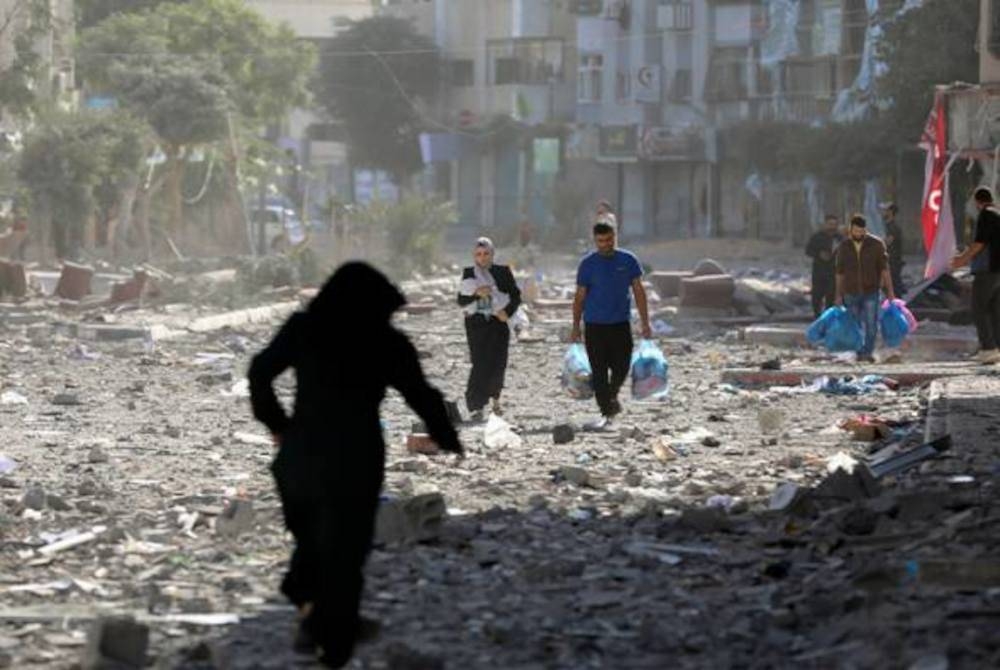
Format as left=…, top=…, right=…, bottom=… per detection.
left=457, top=267, right=476, bottom=307
left=974, top=213, right=990, bottom=246
left=805, top=232, right=822, bottom=258
left=247, top=313, right=302, bottom=435
left=500, top=266, right=522, bottom=318
left=388, top=332, right=463, bottom=455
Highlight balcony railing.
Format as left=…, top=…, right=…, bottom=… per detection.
left=749, top=96, right=835, bottom=123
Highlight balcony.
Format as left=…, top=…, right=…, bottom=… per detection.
left=749, top=95, right=835, bottom=124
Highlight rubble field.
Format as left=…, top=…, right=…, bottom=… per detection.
left=1, top=252, right=998, bottom=670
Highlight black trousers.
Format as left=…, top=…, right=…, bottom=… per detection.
left=277, top=481, right=379, bottom=666
left=973, top=273, right=1000, bottom=350
left=584, top=322, right=633, bottom=417
left=465, top=315, right=510, bottom=412
left=811, top=276, right=836, bottom=318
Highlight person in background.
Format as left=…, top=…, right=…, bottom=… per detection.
left=805, top=214, right=842, bottom=318
left=248, top=262, right=464, bottom=668
left=835, top=214, right=896, bottom=363
left=951, top=187, right=1000, bottom=364
left=882, top=203, right=906, bottom=294
left=571, top=221, right=651, bottom=429
left=457, top=237, right=522, bottom=420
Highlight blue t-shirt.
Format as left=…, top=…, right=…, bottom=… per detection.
left=576, top=249, right=643, bottom=324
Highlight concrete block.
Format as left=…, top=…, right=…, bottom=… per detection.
left=109, top=271, right=149, bottom=304
left=648, top=271, right=693, bottom=298
left=55, top=263, right=94, bottom=301
left=0, top=261, right=27, bottom=298
left=679, top=275, right=735, bottom=309
left=552, top=424, right=576, bottom=444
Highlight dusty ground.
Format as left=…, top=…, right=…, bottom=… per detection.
left=0, top=247, right=997, bottom=669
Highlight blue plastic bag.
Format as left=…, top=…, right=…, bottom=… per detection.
left=807, top=306, right=844, bottom=345
left=824, top=309, right=864, bottom=352
left=561, top=343, right=593, bottom=399
left=880, top=301, right=911, bottom=348
left=630, top=339, right=669, bottom=401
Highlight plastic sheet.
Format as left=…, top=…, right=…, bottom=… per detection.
left=880, top=299, right=916, bottom=347
left=806, top=306, right=863, bottom=352
left=561, top=343, right=593, bottom=400
left=630, top=339, right=669, bottom=401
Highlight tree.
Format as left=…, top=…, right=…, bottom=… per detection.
left=316, top=16, right=441, bottom=184
left=876, top=0, right=979, bottom=146
left=76, top=0, right=186, bottom=29
left=18, top=110, right=147, bottom=259
left=78, top=0, right=315, bottom=241
left=0, top=0, right=51, bottom=119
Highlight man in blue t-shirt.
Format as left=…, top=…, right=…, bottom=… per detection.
left=571, top=221, right=651, bottom=427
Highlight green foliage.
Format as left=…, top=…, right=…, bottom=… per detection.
left=18, top=110, right=148, bottom=256
left=0, top=0, right=52, bottom=118
left=76, top=0, right=187, bottom=29
left=876, top=0, right=979, bottom=146
left=109, top=59, right=230, bottom=148
left=79, top=0, right=316, bottom=126
left=316, top=16, right=441, bottom=180
left=723, top=118, right=897, bottom=185
left=355, top=197, right=456, bottom=276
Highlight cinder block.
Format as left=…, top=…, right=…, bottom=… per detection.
left=55, top=262, right=94, bottom=301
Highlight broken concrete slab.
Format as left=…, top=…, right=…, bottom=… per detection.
left=720, top=365, right=969, bottom=390
left=648, top=271, right=693, bottom=298
left=187, top=302, right=299, bottom=333
left=680, top=275, right=735, bottom=309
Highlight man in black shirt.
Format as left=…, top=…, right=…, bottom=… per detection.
left=805, top=214, right=842, bottom=317
left=951, top=187, right=1000, bottom=363
left=882, top=203, right=905, bottom=293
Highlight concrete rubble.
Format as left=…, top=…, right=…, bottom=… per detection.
left=0, top=250, right=998, bottom=668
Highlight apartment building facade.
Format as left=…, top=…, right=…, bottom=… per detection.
left=380, top=0, right=577, bottom=232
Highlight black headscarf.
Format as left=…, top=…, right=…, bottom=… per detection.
left=307, top=262, right=406, bottom=331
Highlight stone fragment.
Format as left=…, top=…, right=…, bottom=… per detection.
left=405, top=433, right=439, bottom=455
left=679, top=507, right=732, bottom=533
left=375, top=493, right=446, bottom=545
left=692, top=258, right=728, bottom=277
left=46, top=494, right=72, bottom=512
left=557, top=465, right=591, bottom=487
left=87, top=446, right=109, bottom=464
left=814, top=465, right=880, bottom=503
left=552, top=424, right=576, bottom=445
left=82, top=616, right=149, bottom=670
left=51, top=393, right=82, bottom=406
left=215, top=499, right=254, bottom=538
left=22, top=487, right=46, bottom=511
left=0, top=260, right=27, bottom=298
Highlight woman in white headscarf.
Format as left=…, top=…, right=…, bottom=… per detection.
left=457, top=237, right=521, bottom=420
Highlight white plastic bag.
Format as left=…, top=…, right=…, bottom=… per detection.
left=483, top=414, right=522, bottom=449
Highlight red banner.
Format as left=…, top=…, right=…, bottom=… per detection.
left=919, top=92, right=956, bottom=279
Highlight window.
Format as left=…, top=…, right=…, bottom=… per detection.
left=706, top=47, right=750, bottom=101
left=658, top=0, right=693, bottom=30
left=578, top=53, right=603, bottom=103
left=488, top=38, right=564, bottom=85
left=669, top=68, right=692, bottom=101
left=615, top=69, right=631, bottom=103
left=451, top=59, right=474, bottom=87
